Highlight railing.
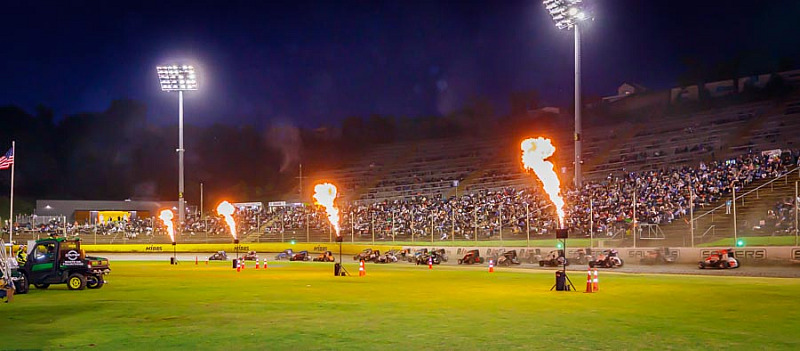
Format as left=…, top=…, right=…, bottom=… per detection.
left=699, top=225, right=716, bottom=238
left=693, top=165, right=799, bottom=221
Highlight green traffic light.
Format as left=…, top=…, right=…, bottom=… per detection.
left=736, top=239, right=744, bottom=247
left=291, top=240, right=296, bottom=245
left=556, top=242, right=563, bottom=249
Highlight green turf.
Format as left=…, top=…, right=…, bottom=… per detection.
left=699, top=235, right=799, bottom=247
left=3, top=261, right=800, bottom=350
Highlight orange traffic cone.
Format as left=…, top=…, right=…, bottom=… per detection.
left=236, top=261, right=241, bottom=272
left=205, top=258, right=208, bottom=265
left=255, top=259, right=260, bottom=269
left=195, top=256, right=198, bottom=265
left=241, top=260, right=246, bottom=270
left=488, top=260, right=494, bottom=273
left=584, top=269, right=593, bottom=293
left=428, top=256, right=433, bottom=269
left=263, top=258, right=268, bottom=269
left=359, top=259, right=366, bottom=277
left=592, top=268, right=599, bottom=292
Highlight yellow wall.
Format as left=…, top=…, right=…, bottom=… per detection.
left=98, top=211, right=131, bottom=222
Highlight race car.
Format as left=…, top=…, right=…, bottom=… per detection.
left=408, top=248, right=428, bottom=263
left=275, top=249, right=294, bottom=260
left=497, top=250, right=521, bottom=266
left=290, top=250, right=310, bottom=261
left=571, top=248, right=593, bottom=265
left=589, top=249, right=624, bottom=268
left=699, top=248, right=740, bottom=269
left=539, top=250, right=568, bottom=267
left=208, top=251, right=228, bottom=261
left=313, top=251, right=335, bottom=262
left=354, top=249, right=378, bottom=261
left=240, top=250, right=258, bottom=261
left=375, top=250, right=399, bottom=263
left=430, top=249, right=448, bottom=263
left=640, top=247, right=676, bottom=265
left=458, top=249, right=485, bottom=265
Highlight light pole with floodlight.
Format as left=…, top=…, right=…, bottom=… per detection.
left=543, top=0, right=591, bottom=188
left=157, top=65, right=198, bottom=229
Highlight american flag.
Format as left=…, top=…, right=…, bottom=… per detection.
left=0, top=147, right=13, bottom=170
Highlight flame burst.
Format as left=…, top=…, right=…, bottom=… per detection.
left=216, top=201, right=237, bottom=240
left=521, top=137, right=566, bottom=228
left=159, top=209, right=176, bottom=243
left=313, top=183, right=340, bottom=235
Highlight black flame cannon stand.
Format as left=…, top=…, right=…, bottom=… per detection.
left=170, top=242, right=178, bottom=265
left=231, top=239, right=240, bottom=269
left=550, top=229, right=576, bottom=292
left=334, top=236, right=350, bottom=277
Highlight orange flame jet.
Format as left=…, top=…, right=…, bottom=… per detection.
left=313, top=183, right=340, bottom=235
left=159, top=209, right=176, bottom=243
left=216, top=201, right=238, bottom=240
left=521, top=137, right=566, bottom=228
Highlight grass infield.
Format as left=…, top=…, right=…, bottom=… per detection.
left=699, top=235, right=798, bottom=247
left=3, top=261, right=799, bottom=350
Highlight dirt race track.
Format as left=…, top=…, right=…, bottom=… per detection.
left=103, top=253, right=800, bottom=278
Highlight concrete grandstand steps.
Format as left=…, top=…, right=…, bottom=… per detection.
left=351, top=142, right=420, bottom=202
left=718, top=101, right=782, bottom=159
left=444, top=138, right=507, bottom=197
left=583, top=123, right=642, bottom=177
left=242, top=230, right=262, bottom=242
left=658, top=171, right=799, bottom=245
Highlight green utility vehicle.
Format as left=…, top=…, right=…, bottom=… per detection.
left=17, top=238, right=110, bottom=292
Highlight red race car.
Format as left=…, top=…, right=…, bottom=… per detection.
left=699, top=249, right=740, bottom=269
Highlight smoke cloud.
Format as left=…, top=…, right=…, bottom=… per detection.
left=266, top=121, right=302, bottom=173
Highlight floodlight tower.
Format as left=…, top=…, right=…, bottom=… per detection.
left=157, top=65, right=198, bottom=228
left=543, top=0, right=591, bottom=188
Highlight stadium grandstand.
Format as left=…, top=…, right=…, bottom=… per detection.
left=8, top=70, right=800, bottom=247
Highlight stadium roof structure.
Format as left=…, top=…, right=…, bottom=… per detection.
left=35, top=200, right=179, bottom=221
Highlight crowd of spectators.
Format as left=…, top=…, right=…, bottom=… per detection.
left=185, top=149, right=799, bottom=241
left=752, top=197, right=798, bottom=235
left=6, top=150, right=798, bottom=242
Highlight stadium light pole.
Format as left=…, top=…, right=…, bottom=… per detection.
left=157, top=65, right=198, bottom=229
left=543, top=0, right=591, bottom=188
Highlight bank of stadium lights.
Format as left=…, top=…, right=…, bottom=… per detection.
left=157, top=65, right=197, bottom=91
left=543, top=0, right=589, bottom=29
left=542, top=0, right=592, bottom=187
left=156, top=64, right=198, bottom=228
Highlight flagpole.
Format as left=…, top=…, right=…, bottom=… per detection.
left=9, top=141, right=15, bottom=247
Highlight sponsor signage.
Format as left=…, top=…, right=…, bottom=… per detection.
left=61, top=249, right=83, bottom=266
left=627, top=249, right=679, bottom=259
left=700, top=249, right=766, bottom=260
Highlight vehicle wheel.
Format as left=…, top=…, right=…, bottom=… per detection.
left=617, top=259, right=624, bottom=268
left=539, top=261, right=545, bottom=267
left=86, top=275, right=105, bottom=289
left=733, top=259, right=740, bottom=268
left=699, top=262, right=705, bottom=269
left=478, top=258, right=484, bottom=264
left=34, top=283, right=50, bottom=290
left=588, top=262, right=594, bottom=268
left=720, top=261, right=729, bottom=269
left=14, top=273, right=29, bottom=294
left=67, top=273, right=87, bottom=290
left=457, top=259, right=463, bottom=265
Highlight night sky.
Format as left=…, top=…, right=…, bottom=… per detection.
left=2, top=0, right=800, bottom=128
